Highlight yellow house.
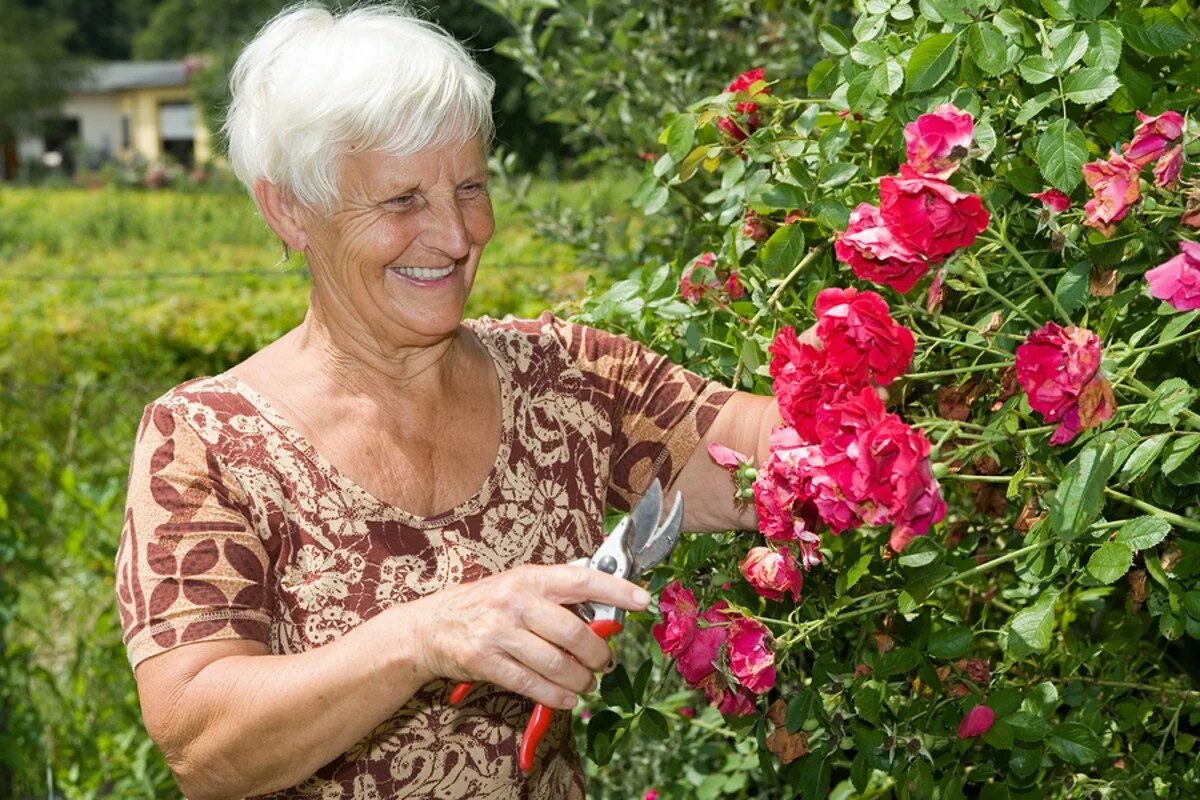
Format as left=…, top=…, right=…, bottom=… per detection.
left=12, top=60, right=211, bottom=175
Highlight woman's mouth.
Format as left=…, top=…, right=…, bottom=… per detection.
left=387, top=264, right=457, bottom=285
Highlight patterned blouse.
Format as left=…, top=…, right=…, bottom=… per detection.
left=115, top=312, right=732, bottom=799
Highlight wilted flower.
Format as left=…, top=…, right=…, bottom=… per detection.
left=1183, top=191, right=1200, bottom=229
left=680, top=252, right=719, bottom=302
left=1123, top=110, right=1185, bottom=167
left=834, top=203, right=930, bottom=293
left=879, top=167, right=990, bottom=261
left=957, top=704, right=996, bottom=738
left=903, top=103, right=974, bottom=179
left=708, top=442, right=751, bottom=471
left=726, top=616, right=776, bottom=694
left=1145, top=240, right=1200, bottom=311
left=1015, top=322, right=1116, bottom=445
left=743, top=209, right=770, bottom=242
left=740, top=546, right=803, bottom=602
left=1082, top=151, right=1140, bottom=236
left=1031, top=188, right=1070, bottom=215
left=1153, top=145, right=1183, bottom=189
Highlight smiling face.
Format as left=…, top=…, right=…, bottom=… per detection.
left=302, top=137, right=494, bottom=349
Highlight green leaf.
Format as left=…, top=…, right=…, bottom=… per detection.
left=1062, top=67, right=1121, bottom=105
left=1024, top=681, right=1060, bottom=717
left=844, top=553, right=872, bottom=594
left=1048, top=722, right=1105, bottom=766
left=1053, top=31, right=1090, bottom=72
left=818, top=162, right=858, bottom=188
left=1122, top=9, right=1193, bottom=57
left=853, top=681, right=883, bottom=724
left=1073, top=0, right=1111, bottom=19
left=1041, top=0, right=1072, bottom=20
left=969, top=23, right=1010, bottom=77
left=1054, top=260, right=1091, bottom=313
left=664, top=114, right=696, bottom=163
left=758, top=183, right=807, bottom=210
left=1115, top=516, right=1172, bottom=551
left=1163, top=434, right=1200, bottom=476
left=928, top=627, right=973, bottom=659
left=761, top=223, right=806, bottom=274
left=876, top=647, right=921, bottom=677
left=1010, top=744, right=1044, bottom=778
left=585, top=709, right=624, bottom=766
left=812, top=199, right=850, bottom=230
left=1087, top=541, right=1133, bottom=584
left=1134, top=378, right=1198, bottom=426
left=1049, top=437, right=1115, bottom=539
left=898, top=536, right=940, bottom=568
left=1084, top=22, right=1123, bottom=72
left=1014, top=91, right=1058, bottom=126
left=1020, top=55, right=1057, bottom=85
left=1119, top=434, right=1169, bottom=483
left=1005, top=710, right=1050, bottom=742
left=1006, top=589, right=1060, bottom=658
left=786, top=689, right=815, bottom=734
left=638, top=708, right=670, bottom=741
left=600, top=665, right=635, bottom=711
left=808, top=59, right=840, bottom=97
left=819, top=23, right=851, bottom=56
left=906, top=33, right=960, bottom=94
left=1184, top=591, right=1200, bottom=620
left=644, top=185, right=669, bottom=215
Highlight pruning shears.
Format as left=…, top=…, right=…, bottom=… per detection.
left=449, top=479, right=684, bottom=773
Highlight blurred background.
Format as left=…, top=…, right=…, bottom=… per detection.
left=0, top=1, right=838, bottom=796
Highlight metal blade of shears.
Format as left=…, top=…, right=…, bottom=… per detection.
left=629, top=479, right=663, bottom=555
left=631, top=488, right=683, bottom=575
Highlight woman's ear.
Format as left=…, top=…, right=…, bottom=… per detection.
left=253, top=179, right=309, bottom=252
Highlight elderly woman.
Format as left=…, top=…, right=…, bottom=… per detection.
left=114, top=4, right=779, bottom=799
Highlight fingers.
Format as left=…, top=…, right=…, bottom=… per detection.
left=490, top=654, right=579, bottom=709
left=504, top=630, right=595, bottom=702
left=523, top=602, right=612, bottom=672
left=533, top=564, right=651, bottom=610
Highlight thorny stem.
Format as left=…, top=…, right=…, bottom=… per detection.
left=905, top=362, right=1013, bottom=381
left=1104, top=488, right=1200, bottom=533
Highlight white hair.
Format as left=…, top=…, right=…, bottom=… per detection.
left=224, top=2, right=495, bottom=212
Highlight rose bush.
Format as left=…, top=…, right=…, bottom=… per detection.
left=495, top=0, right=1200, bottom=797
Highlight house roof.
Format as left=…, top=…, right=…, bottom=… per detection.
left=76, top=61, right=188, bottom=92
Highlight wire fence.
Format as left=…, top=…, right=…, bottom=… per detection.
left=0, top=268, right=311, bottom=282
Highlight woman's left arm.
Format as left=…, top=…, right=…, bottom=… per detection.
left=672, top=391, right=782, bottom=533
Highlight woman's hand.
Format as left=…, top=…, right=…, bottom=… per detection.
left=410, top=565, right=651, bottom=709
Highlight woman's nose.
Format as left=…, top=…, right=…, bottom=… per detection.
left=423, top=198, right=471, bottom=261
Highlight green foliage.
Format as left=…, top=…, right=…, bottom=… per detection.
left=0, top=0, right=80, bottom=138
left=508, top=0, right=1200, bottom=798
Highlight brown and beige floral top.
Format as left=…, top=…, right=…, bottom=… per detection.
left=115, top=312, right=733, bottom=799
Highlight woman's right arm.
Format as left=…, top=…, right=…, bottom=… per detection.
left=136, top=564, right=649, bottom=800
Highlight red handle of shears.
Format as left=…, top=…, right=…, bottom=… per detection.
left=448, top=618, right=624, bottom=773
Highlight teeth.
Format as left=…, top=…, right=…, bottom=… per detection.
left=391, top=265, right=455, bottom=281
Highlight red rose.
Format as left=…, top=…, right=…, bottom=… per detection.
left=651, top=581, right=699, bottom=657
left=879, top=166, right=990, bottom=261
left=903, top=102, right=974, bottom=179
left=1031, top=188, right=1070, bottom=215
left=1146, top=241, right=1200, bottom=312
left=675, top=602, right=730, bottom=687
left=834, top=203, right=930, bottom=293
left=1015, top=322, right=1116, bottom=445
left=1123, top=110, right=1185, bottom=167
left=739, top=546, right=803, bottom=602
left=1082, top=151, right=1140, bottom=237
left=725, top=67, right=769, bottom=115
left=768, top=326, right=845, bottom=440
left=815, top=287, right=915, bottom=385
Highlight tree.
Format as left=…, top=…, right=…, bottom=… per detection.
left=0, top=0, right=80, bottom=140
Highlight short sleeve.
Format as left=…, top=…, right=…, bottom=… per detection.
left=544, top=313, right=735, bottom=511
left=115, top=402, right=272, bottom=668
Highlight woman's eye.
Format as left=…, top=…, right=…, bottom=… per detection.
left=458, top=182, right=487, bottom=197
left=387, top=194, right=417, bottom=208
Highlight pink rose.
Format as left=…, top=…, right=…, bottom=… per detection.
left=957, top=704, right=996, bottom=738
left=768, top=326, right=847, bottom=440
left=1016, top=322, right=1116, bottom=445
left=726, top=616, right=776, bottom=694
left=740, top=546, right=803, bottom=602
left=903, top=103, right=974, bottom=179
left=644, top=791, right=659, bottom=800
left=879, top=167, right=990, bottom=261
left=815, top=287, right=915, bottom=386
left=1123, top=110, right=1185, bottom=167
left=1031, top=188, right=1070, bottom=215
left=676, top=602, right=730, bottom=687
left=699, top=673, right=757, bottom=717
left=1153, top=145, right=1183, bottom=189
left=652, top=581, right=699, bottom=658
left=834, top=203, right=931, bottom=293
left=725, top=271, right=745, bottom=300
left=1083, top=151, right=1140, bottom=237
left=743, top=210, right=770, bottom=242
left=1146, top=241, right=1200, bottom=311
